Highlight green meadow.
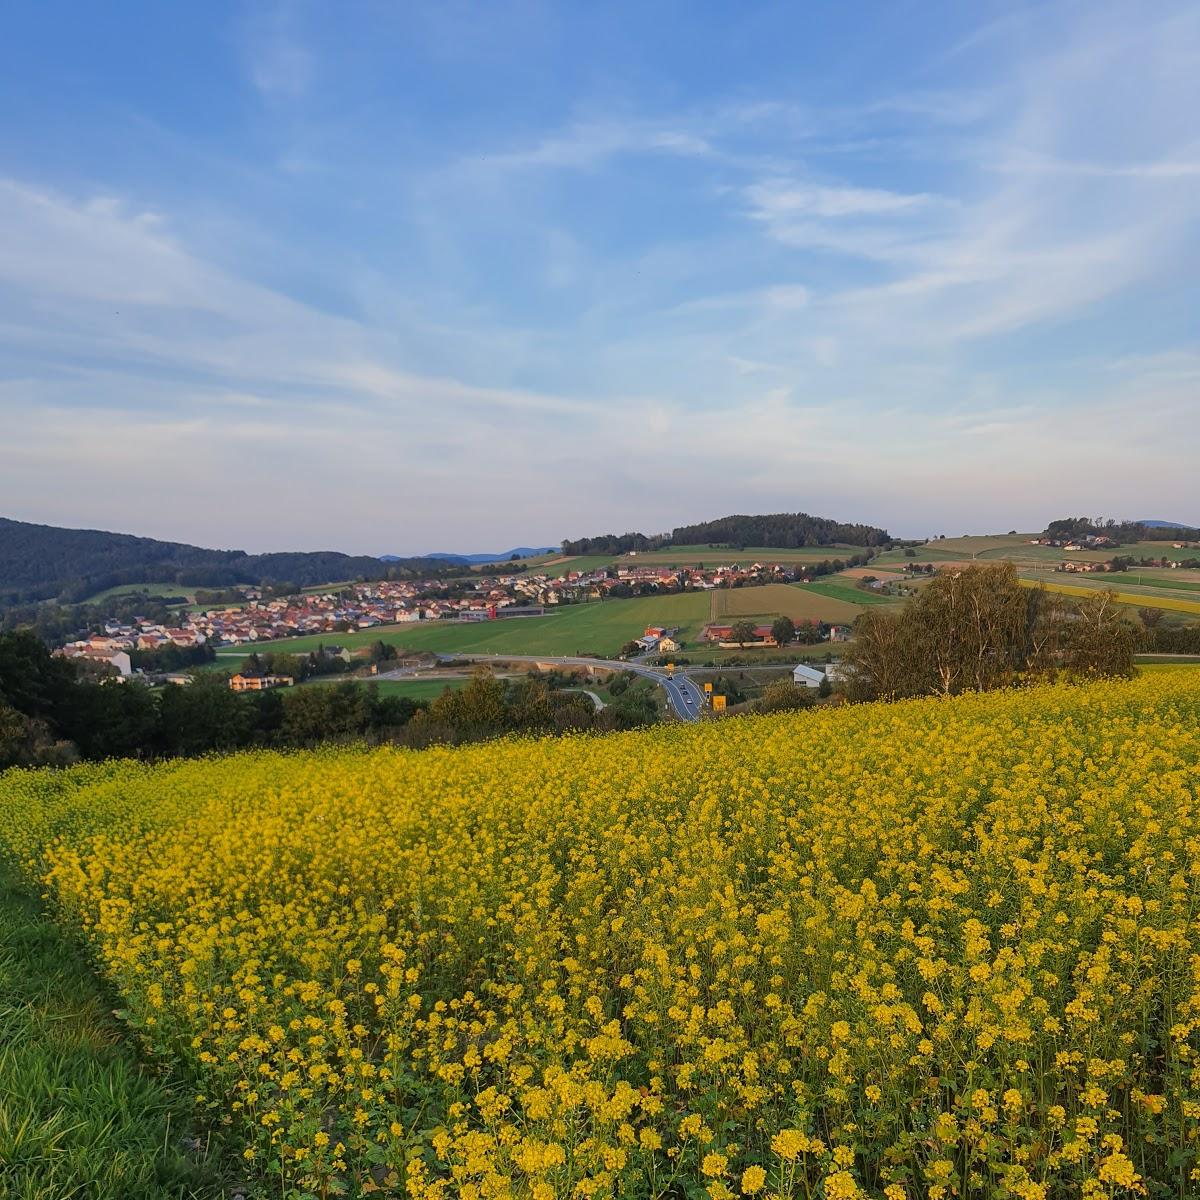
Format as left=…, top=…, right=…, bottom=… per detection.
left=212, top=591, right=714, bottom=662
left=0, top=865, right=224, bottom=1199
left=800, top=578, right=903, bottom=607
left=82, top=581, right=194, bottom=605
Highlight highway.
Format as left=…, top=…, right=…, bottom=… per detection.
left=431, top=652, right=709, bottom=721
left=658, top=669, right=706, bottom=720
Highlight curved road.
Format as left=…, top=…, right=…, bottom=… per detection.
left=428, top=652, right=708, bottom=721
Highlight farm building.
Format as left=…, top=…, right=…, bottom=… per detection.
left=793, top=664, right=826, bottom=688
left=229, top=673, right=295, bottom=693
left=703, top=624, right=777, bottom=645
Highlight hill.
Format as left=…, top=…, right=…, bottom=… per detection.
left=396, top=546, right=556, bottom=564
left=1042, top=515, right=1200, bottom=542
left=0, top=516, right=452, bottom=608
left=2, top=672, right=1196, bottom=1195
left=562, top=511, right=892, bottom=556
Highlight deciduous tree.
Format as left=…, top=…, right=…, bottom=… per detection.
left=730, top=620, right=757, bottom=648
left=771, top=616, right=796, bottom=647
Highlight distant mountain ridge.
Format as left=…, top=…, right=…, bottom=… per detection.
left=1137, top=519, right=1193, bottom=529
left=0, top=517, right=456, bottom=609
left=383, top=547, right=556, bottom=564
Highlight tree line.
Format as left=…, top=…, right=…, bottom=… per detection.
left=1043, top=516, right=1200, bottom=544
left=1142, top=622, right=1200, bottom=655
left=0, top=633, right=661, bottom=769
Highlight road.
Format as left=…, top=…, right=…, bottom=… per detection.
left=436, top=653, right=708, bottom=721
left=658, top=670, right=706, bottom=721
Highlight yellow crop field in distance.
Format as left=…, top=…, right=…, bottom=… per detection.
left=3, top=674, right=1200, bottom=1198
left=1018, top=577, right=1200, bottom=616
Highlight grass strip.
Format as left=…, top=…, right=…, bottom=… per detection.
left=0, top=863, right=226, bottom=1199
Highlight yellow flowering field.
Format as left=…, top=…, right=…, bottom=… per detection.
left=1016, top=578, right=1200, bottom=617
left=3, top=675, right=1200, bottom=1200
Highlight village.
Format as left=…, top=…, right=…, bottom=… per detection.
left=52, top=557, right=853, bottom=678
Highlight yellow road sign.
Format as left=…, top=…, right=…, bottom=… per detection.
left=712, top=694, right=726, bottom=712
left=704, top=682, right=713, bottom=693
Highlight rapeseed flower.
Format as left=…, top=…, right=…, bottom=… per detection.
left=2, top=673, right=1198, bottom=1196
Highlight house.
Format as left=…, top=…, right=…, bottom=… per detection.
left=828, top=625, right=853, bottom=642
left=59, top=646, right=133, bottom=677
left=793, top=664, right=826, bottom=689
left=165, top=628, right=204, bottom=646
left=634, top=635, right=660, bottom=652
left=658, top=636, right=680, bottom=653
left=107, top=651, right=133, bottom=677
left=84, top=649, right=132, bottom=676
left=229, top=673, right=294, bottom=693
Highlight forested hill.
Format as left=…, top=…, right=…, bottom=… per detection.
left=1042, top=516, right=1200, bottom=543
left=0, top=517, right=448, bottom=607
left=561, top=511, right=892, bottom=556
left=671, top=512, right=892, bottom=548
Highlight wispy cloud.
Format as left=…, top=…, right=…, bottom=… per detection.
left=991, top=146, right=1200, bottom=179
left=239, top=1, right=313, bottom=100
left=0, top=178, right=598, bottom=425
left=474, top=119, right=715, bottom=172
left=0, top=0, right=1197, bottom=549
left=730, top=10, right=1200, bottom=345
left=741, top=178, right=949, bottom=263
left=746, top=180, right=938, bottom=220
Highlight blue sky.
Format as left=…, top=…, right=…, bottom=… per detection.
left=0, top=1, right=1197, bottom=554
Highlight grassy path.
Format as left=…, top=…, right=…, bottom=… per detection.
left=0, top=864, right=225, bottom=1199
